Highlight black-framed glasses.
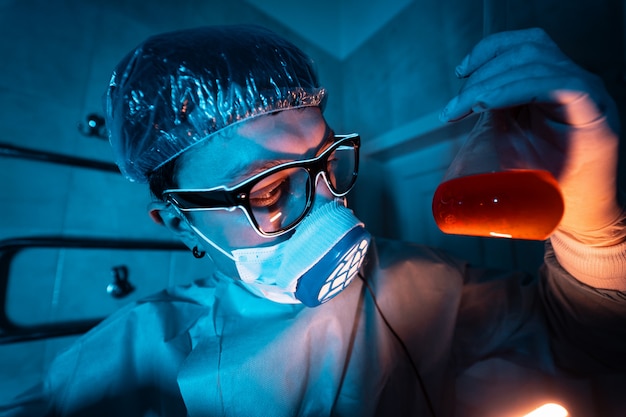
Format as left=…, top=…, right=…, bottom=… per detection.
left=163, top=133, right=360, bottom=237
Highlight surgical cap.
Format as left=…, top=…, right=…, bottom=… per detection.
left=105, top=24, right=327, bottom=183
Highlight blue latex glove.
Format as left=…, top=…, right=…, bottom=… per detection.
left=440, top=28, right=624, bottom=245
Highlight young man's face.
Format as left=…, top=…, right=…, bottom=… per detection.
left=173, top=107, right=335, bottom=275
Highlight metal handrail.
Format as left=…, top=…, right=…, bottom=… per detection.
left=0, top=236, right=187, bottom=344
left=0, top=142, right=120, bottom=173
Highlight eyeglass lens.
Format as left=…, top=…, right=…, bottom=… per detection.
left=249, top=142, right=356, bottom=234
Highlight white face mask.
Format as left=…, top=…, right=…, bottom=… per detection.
left=188, top=200, right=371, bottom=307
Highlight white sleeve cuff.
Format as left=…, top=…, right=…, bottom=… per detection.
left=550, top=230, right=626, bottom=291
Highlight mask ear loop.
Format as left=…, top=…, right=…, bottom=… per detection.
left=168, top=202, right=237, bottom=262
left=187, top=221, right=237, bottom=262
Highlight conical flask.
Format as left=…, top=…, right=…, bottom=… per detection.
left=432, top=110, right=564, bottom=240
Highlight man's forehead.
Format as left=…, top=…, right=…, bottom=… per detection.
left=234, top=107, right=326, bottom=149
left=175, top=110, right=330, bottom=188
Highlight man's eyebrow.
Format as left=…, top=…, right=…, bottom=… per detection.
left=316, top=127, right=336, bottom=154
left=236, top=159, right=293, bottom=179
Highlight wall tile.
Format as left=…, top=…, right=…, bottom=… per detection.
left=1, top=158, right=72, bottom=238
left=5, top=248, right=59, bottom=327
left=61, top=167, right=170, bottom=239
left=51, top=247, right=175, bottom=322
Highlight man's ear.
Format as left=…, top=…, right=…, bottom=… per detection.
left=147, top=201, right=198, bottom=246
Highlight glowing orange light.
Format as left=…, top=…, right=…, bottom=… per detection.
left=522, top=403, right=568, bottom=417
left=489, top=231, right=512, bottom=238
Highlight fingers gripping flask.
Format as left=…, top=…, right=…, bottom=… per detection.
left=432, top=110, right=564, bottom=240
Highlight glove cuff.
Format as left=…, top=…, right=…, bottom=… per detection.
left=550, top=228, right=626, bottom=291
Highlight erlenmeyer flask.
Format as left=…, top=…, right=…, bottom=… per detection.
left=432, top=110, right=564, bottom=240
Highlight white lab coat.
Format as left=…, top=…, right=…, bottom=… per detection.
left=1, top=237, right=625, bottom=416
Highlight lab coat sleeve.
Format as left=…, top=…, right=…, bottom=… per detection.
left=540, top=236, right=626, bottom=374
left=452, top=238, right=626, bottom=376
left=0, top=288, right=208, bottom=417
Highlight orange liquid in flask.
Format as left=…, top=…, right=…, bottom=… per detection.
left=432, top=169, right=564, bottom=240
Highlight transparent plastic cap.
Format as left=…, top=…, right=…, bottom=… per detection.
left=105, top=24, right=327, bottom=183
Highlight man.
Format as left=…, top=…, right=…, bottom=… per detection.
left=2, top=24, right=625, bottom=416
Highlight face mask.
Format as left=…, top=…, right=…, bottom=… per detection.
left=188, top=200, right=371, bottom=307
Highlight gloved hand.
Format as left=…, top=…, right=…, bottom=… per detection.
left=439, top=27, right=624, bottom=246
